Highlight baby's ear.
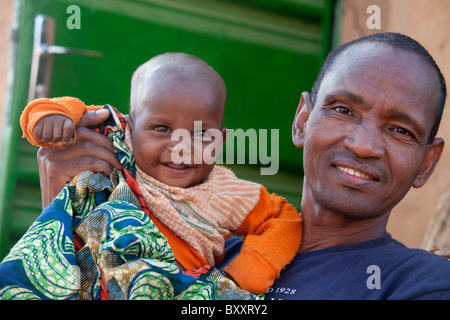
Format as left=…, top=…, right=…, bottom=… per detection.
left=292, top=92, right=313, bottom=148
left=126, top=114, right=134, bottom=132
left=221, top=128, right=228, bottom=144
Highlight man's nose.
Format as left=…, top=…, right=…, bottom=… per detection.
left=343, top=125, right=385, bottom=159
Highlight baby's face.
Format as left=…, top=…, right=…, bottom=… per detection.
left=129, top=74, right=225, bottom=188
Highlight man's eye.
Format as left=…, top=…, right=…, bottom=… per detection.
left=393, top=126, right=410, bottom=135
left=334, top=106, right=352, bottom=115
left=153, top=125, right=169, bottom=132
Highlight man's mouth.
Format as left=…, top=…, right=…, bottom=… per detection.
left=336, top=165, right=376, bottom=181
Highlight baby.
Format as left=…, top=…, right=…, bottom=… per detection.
left=20, top=52, right=302, bottom=295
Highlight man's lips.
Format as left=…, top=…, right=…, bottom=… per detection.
left=333, top=162, right=380, bottom=182
left=336, top=166, right=374, bottom=181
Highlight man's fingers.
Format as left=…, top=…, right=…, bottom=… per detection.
left=77, top=108, right=110, bottom=128
left=48, top=153, right=116, bottom=178
left=71, top=132, right=121, bottom=168
left=74, top=127, right=116, bottom=153
left=38, top=146, right=117, bottom=208
left=39, top=143, right=120, bottom=177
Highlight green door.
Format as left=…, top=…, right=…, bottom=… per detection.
left=0, top=0, right=335, bottom=259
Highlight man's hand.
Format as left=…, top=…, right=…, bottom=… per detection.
left=37, top=108, right=122, bottom=209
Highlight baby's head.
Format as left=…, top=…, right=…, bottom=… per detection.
left=128, top=52, right=227, bottom=188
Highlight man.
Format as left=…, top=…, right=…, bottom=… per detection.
left=260, top=32, right=450, bottom=299
left=37, top=33, right=450, bottom=299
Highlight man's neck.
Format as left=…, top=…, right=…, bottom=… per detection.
left=299, top=194, right=390, bottom=253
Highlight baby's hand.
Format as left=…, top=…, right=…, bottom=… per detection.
left=33, top=114, right=75, bottom=146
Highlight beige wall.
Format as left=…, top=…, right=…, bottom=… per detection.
left=340, top=0, right=450, bottom=248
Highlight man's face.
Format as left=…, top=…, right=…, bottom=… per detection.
left=298, top=43, right=443, bottom=219
left=130, top=73, right=225, bottom=188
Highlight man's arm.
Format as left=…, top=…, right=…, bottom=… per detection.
left=37, top=109, right=122, bottom=209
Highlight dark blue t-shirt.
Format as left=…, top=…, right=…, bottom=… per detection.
left=222, top=234, right=450, bottom=300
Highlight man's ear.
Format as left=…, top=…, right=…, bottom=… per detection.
left=292, top=92, right=313, bottom=148
left=413, top=138, right=445, bottom=188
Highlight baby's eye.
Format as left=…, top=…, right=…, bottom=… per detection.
left=193, top=130, right=210, bottom=137
left=153, top=125, right=169, bottom=132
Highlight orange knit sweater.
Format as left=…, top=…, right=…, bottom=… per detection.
left=20, top=97, right=302, bottom=295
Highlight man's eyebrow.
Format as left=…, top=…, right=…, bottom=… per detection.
left=324, top=90, right=366, bottom=105
left=385, top=109, right=426, bottom=137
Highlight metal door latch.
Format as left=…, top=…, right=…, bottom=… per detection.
left=28, top=14, right=103, bottom=101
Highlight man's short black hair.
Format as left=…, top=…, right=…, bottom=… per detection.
left=310, top=32, right=447, bottom=143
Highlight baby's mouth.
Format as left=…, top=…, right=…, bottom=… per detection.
left=162, top=161, right=193, bottom=173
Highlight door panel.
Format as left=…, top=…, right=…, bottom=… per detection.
left=0, top=0, right=335, bottom=258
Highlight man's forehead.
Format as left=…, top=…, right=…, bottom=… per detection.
left=319, top=42, right=439, bottom=102
left=333, top=42, right=424, bottom=75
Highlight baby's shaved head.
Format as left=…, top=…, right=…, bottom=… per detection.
left=130, top=52, right=226, bottom=117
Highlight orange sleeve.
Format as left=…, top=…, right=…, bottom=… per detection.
left=20, top=96, right=103, bottom=148
left=223, top=186, right=302, bottom=295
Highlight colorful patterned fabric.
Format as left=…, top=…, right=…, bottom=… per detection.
left=0, top=105, right=260, bottom=300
